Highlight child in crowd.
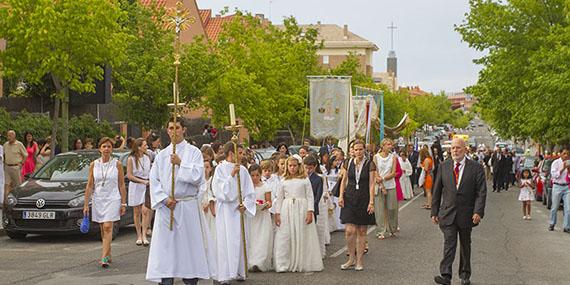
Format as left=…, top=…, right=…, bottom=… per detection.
left=247, top=165, right=274, bottom=272
left=260, top=160, right=281, bottom=215
left=518, top=169, right=535, bottom=220
left=274, top=157, right=323, bottom=273
left=201, top=159, right=217, bottom=242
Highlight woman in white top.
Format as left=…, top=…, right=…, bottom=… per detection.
left=374, top=138, right=398, bottom=240
left=399, top=151, right=414, bottom=200
left=83, top=137, right=127, bottom=268
left=127, top=138, right=151, bottom=246
left=247, top=164, right=273, bottom=272
left=274, top=157, right=323, bottom=273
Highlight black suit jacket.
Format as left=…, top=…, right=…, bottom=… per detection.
left=431, top=158, right=487, bottom=228
left=308, top=172, right=324, bottom=216
left=409, top=150, right=419, bottom=169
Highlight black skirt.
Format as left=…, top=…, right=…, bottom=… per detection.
left=340, top=184, right=376, bottom=225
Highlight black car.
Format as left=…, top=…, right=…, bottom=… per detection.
left=2, top=150, right=134, bottom=240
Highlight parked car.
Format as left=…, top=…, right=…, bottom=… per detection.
left=252, top=147, right=276, bottom=164
left=2, top=150, right=134, bottom=240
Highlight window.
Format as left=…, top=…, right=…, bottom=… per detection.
left=322, top=55, right=329, bottom=65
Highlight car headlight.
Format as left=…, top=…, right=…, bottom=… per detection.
left=6, top=193, right=17, bottom=207
left=68, top=196, right=85, bottom=208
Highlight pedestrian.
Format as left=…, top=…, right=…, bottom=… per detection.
left=274, top=156, right=324, bottom=272
left=374, top=138, right=399, bottom=239
left=84, top=138, right=94, bottom=150
left=518, top=169, right=535, bottom=220
left=21, top=131, right=38, bottom=177
left=212, top=142, right=256, bottom=284
left=491, top=149, right=503, bottom=192
left=407, top=144, right=420, bottom=187
left=324, top=155, right=341, bottom=233
left=431, top=138, right=487, bottom=285
left=145, top=118, right=216, bottom=285
left=73, top=138, right=83, bottom=151
left=399, top=151, right=414, bottom=200
left=420, top=147, right=434, bottom=209
left=200, top=159, right=217, bottom=244
left=146, top=134, right=161, bottom=163
left=548, top=149, right=570, bottom=233
left=277, top=143, right=290, bottom=156
left=82, top=137, right=127, bottom=268
left=201, top=145, right=216, bottom=166
left=304, top=155, right=326, bottom=258
left=338, top=140, right=375, bottom=271
left=298, top=145, right=310, bottom=160
left=126, top=138, right=151, bottom=246
left=35, top=138, right=52, bottom=171
left=0, top=141, right=4, bottom=206
left=3, top=130, right=27, bottom=200
left=260, top=159, right=280, bottom=216
left=247, top=164, right=273, bottom=272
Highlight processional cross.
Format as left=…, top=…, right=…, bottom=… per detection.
left=165, top=1, right=195, bottom=231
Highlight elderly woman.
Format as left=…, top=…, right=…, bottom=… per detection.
left=338, top=140, right=375, bottom=271
left=83, top=137, right=127, bottom=268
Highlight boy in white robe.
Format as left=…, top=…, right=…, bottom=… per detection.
left=146, top=118, right=216, bottom=285
left=213, top=142, right=256, bottom=284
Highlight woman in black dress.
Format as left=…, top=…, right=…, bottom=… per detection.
left=338, top=140, right=376, bottom=271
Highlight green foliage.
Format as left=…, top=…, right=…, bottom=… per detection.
left=457, top=0, right=570, bottom=144
left=0, top=0, right=129, bottom=93
left=199, top=14, right=321, bottom=140
left=113, top=1, right=175, bottom=129
left=0, top=108, right=111, bottom=145
left=68, top=114, right=115, bottom=143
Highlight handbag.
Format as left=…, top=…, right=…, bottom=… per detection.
left=80, top=215, right=90, bottom=234
left=418, top=169, right=426, bottom=187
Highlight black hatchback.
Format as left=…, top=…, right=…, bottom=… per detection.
left=2, top=150, right=134, bottom=240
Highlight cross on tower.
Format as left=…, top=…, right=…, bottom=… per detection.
left=387, top=22, right=397, bottom=50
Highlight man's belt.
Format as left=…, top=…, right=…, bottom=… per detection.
left=4, top=163, right=20, bottom=167
left=554, top=182, right=569, bottom=186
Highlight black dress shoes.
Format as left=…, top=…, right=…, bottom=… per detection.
left=434, top=275, right=451, bottom=285
left=549, top=224, right=555, bottom=231
left=461, top=278, right=471, bottom=285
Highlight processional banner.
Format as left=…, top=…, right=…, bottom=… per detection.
left=309, top=78, right=351, bottom=139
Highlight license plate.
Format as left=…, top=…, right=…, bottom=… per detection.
left=22, top=211, right=56, bottom=220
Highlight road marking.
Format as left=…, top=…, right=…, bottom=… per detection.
left=329, top=193, right=423, bottom=258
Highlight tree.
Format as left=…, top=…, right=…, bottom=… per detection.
left=199, top=14, right=320, bottom=141
left=0, top=0, right=129, bottom=153
left=456, top=0, right=570, bottom=144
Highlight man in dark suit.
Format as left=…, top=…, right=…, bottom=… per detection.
left=431, top=138, right=487, bottom=285
left=304, top=155, right=323, bottom=222
left=407, top=144, right=420, bottom=187
left=490, top=149, right=503, bottom=192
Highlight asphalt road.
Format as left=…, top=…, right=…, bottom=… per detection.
left=1, top=184, right=569, bottom=285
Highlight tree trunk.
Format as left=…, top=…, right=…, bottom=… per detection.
left=287, top=126, right=296, bottom=145
left=50, top=74, right=62, bottom=159
left=61, top=87, right=69, bottom=152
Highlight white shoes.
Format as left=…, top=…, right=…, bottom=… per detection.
left=523, top=215, right=532, bottom=220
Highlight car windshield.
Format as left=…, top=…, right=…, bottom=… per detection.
left=32, top=153, right=126, bottom=181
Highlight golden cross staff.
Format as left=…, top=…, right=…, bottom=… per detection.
left=166, top=1, right=194, bottom=231
left=225, top=104, right=249, bottom=278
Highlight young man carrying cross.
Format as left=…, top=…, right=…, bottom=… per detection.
left=146, top=118, right=216, bottom=285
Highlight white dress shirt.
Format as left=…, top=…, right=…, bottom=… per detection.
left=454, top=156, right=467, bottom=187
left=550, top=158, right=569, bottom=185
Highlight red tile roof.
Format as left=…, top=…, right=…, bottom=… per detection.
left=204, top=15, right=235, bottom=41
left=139, top=0, right=167, bottom=7
left=199, top=9, right=211, bottom=26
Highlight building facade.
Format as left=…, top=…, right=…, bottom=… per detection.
left=295, top=23, right=378, bottom=77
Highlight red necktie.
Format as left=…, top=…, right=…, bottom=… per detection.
left=454, top=162, right=461, bottom=186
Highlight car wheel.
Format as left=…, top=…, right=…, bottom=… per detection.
left=6, top=231, right=27, bottom=240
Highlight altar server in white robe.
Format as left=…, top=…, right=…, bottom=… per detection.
left=247, top=164, right=273, bottom=272
left=274, top=156, right=324, bottom=273
left=200, top=159, right=217, bottom=244
left=146, top=118, right=216, bottom=285
left=213, top=142, right=256, bottom=284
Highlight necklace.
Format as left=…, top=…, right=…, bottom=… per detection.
left=354, top=158, right=365, bottom=190
left=100, top=158, right=113, bottom=187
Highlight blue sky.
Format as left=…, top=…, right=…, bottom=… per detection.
left=197, top=0, right=483, bottom=94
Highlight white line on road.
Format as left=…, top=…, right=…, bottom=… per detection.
left=329, top=193, right=423, bottom=258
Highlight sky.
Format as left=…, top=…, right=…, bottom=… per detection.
left=196, top=0, right=483, bottom=94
